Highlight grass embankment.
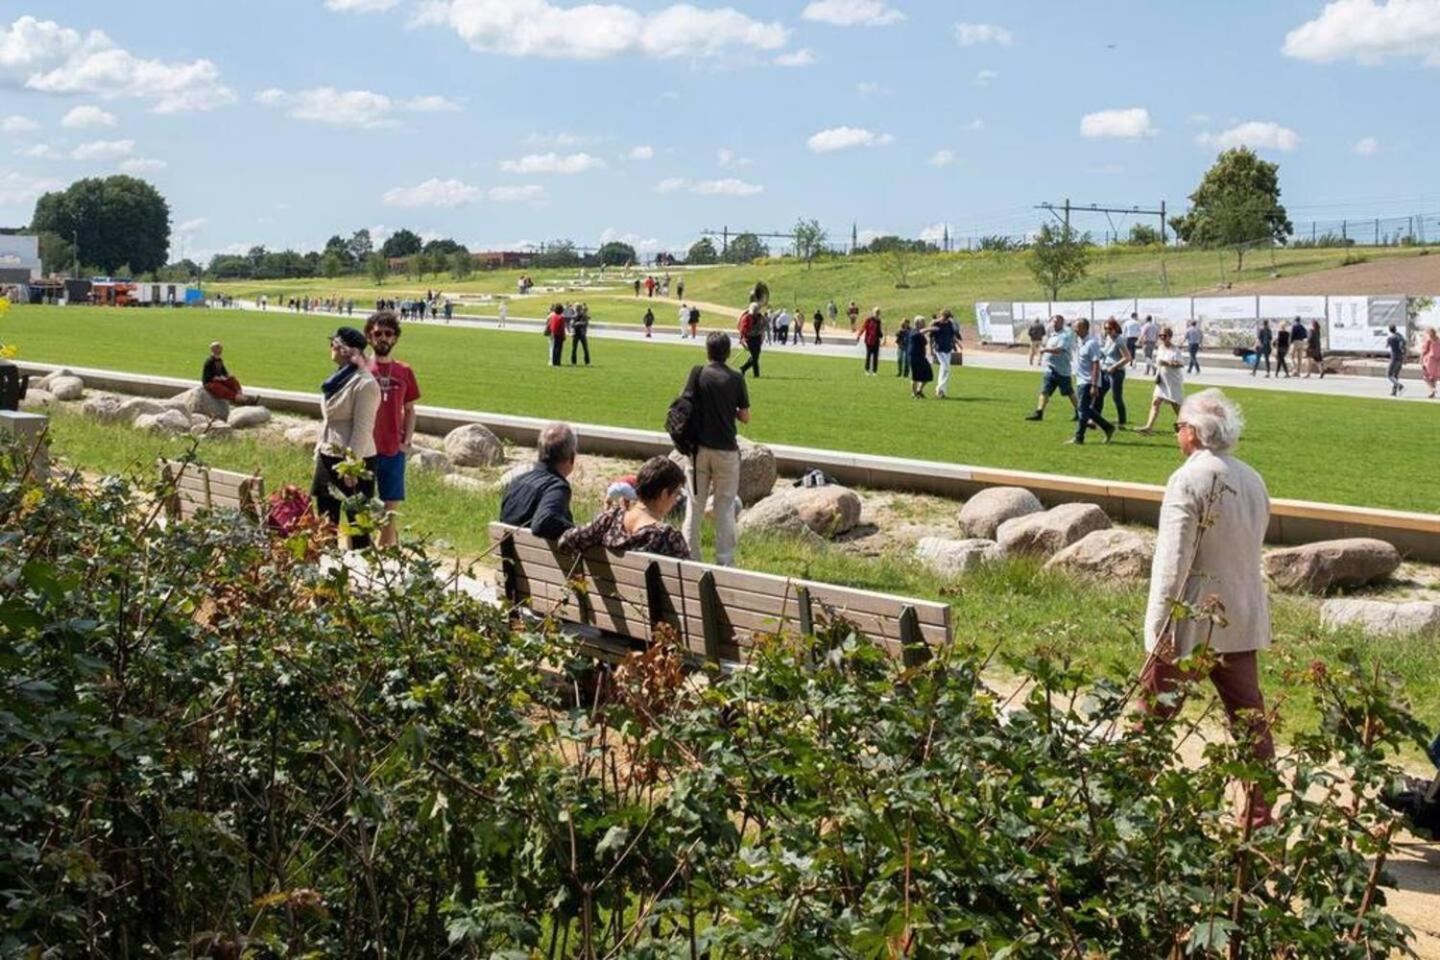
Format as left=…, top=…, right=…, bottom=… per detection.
left=44, top=403, right=1440, bottom=740
left=207, top=244, right=1430, bottom=329
left=11, top=303, right=1436, bottom=512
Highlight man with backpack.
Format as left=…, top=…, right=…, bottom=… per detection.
left=737, top=302, right=764, bottom=378
left=671, top=332, right=750, bottom=566
left=856, top=307, right=883, bottom=375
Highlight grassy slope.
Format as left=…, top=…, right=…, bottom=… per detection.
left=206, top=245, right=1428, bottom=328
left=43, top=404, right=1440, bottom=739
left=9, top=303, right=1434, bottom=511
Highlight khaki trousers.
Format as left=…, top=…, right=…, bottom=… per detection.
left=683, top=446, right=740, bottom=566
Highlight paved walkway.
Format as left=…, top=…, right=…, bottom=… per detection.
left=229, top=301, right=1437, bottom=404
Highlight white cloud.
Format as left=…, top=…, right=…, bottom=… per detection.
left=0, top=170, right=63, bottom=207
left=801, top=0, right=905, bottom=27
left=964, top=118, right=986, bottom=132
left=70, top=138, right=134, bottom=160
left=383, top=177, right=483, bottom=207
left=417, top=0, right=789, bottom=60
left=1282, top=0, right=1440, bottom=66
left=1354, top=135, right=1381, bottom=154
left=0, top=15, right=234, bottom=113
left=256, top=87, right=459, bottom=127
left=652, top=177, right=763, bottom=196
left=653, top=177, right=687, bottom=194
left=973, top=69, right=998, bottom=86
left=176, top=217, right=207, bottom=233
left=629, top=144, right=655, bottom=160
left=487, top=184, right=547, bottom=202
left=600, top=227, right=664, bottom=252
left=119, top=157, right=167, bottom=174
left=806, top=126, right=894, bottom=153
left=524, top=131, right=591, bottom=147
left=954, top=22, right=1013, bottom=46
left=716, top=148, right=752, bottom=168
left=1079, top=107, right=1156, bottom=140
left=325, top=0, right=400, bottom=10
left=61, top=104, right=117, bottom=128
left=929, top=149, right=956, bottom=167
left=919, top=222, right=954, bottom=245
left=855, top=80, right=882, bottom=95
left=1, top=114, right=37, bottom=132
left=499, top=151, right=605, bottom=174
left=774, top=48, right=817, bottom=66
left=1196, top=120, right=1301, bottom=152
left=14, top=143, right=60, bottom=159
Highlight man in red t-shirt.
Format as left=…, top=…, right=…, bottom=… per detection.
left=855, top=308, right=883, bottom=375
left=737, top=303, right=764, bottom=378
left=545, top=304, right=567, bottom=366
left=365, top=311, right=421, bottom=547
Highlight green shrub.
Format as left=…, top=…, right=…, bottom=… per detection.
left=0, top=451, right=1424, bottom=957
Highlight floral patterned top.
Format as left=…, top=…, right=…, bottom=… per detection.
left=558, top=506, right=690, bottom=560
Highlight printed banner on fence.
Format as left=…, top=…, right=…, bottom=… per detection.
left=1193, top=297, right=1259, bottom=348
left=1258, top=296, right=1327, bottom=322
left=1326, top=296, right=1383, bottom=352
left=1135, top=298, right=1192, bottom=325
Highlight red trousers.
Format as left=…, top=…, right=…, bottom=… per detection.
left=204, top=377, right=243, bottom=402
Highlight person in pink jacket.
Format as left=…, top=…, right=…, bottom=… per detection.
left=1421, top=327, right=1440, bottom=399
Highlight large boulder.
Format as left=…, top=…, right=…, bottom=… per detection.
left=284, top=423, right=322, bottom=448
left=19, top=388, right=56, bottom=411
left=738, top=485, right=861, bottom=541
left=81, top=395, right=123, bottom=422
left=408, top=448, right=451, bottom=473
left=37, top=368, right=75, bottom=390
left=736, top=438, right=778, bottom=506
left=959, top=487, right=1043, bottom=539
left=164, top=386, right=230, bottom=423
left=46, top=375, right=84, bottom=401
left=1263, top=538, right=1402, bottom=594
left=1045, top=528, right=1154, bottom=581
left=1320, top=599, right=1440, bottom=637
left=915, top=537, right=1001, bottom=577
left=443, top=423, right=505, bottom=467
left=997, top=502, right=1111, bottom=559
left=136, top=409, right=193, bottom=435
left=191, top=420, right=233, bottom=441
left=118, top=398, right=166, bottom=423
left=228, top=406, right=272, bottom=429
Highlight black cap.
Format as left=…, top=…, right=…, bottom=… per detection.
left=332, top=327, right=367, bottom=350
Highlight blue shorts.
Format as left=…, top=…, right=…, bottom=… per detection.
left=373, top=452, right=407, bottom=502
left=1041, top=370, right=1074, bottom=397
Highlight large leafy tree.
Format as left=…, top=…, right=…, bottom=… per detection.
left=596, top=241, right=637, bottom=266
left=1170, top=147, right=1293, bottom=266
left=30, top=176, right=171, bottom=274
left=346, top=229, right=373, bottom=263
left=380, top=228, right=422, bottom=259
left=722, top=232, right=767, bottom=264
left=1027, top=223, right=1091, bottom=299
left=792, top=218, right=826, bottom=269
left=686, top=237, right=718, bottom=265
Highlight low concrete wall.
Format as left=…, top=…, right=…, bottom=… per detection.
left=22, top=361, right=1440, bottom=561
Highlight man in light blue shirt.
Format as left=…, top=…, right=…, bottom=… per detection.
left=1068, top=318, right=1116, bottom=444
left=1025, top=315, right=1078, bottom=421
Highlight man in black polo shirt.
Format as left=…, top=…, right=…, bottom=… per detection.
left=499, top=422, right=578, bottom=538
left=682, top=332, right=751, bottom=565
left=930, top=309, right=961, bottom=399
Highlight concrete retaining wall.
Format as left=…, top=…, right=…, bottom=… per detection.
left=22, top=361, right=1440, bottom=561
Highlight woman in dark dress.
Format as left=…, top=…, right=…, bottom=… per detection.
left=559, top=456, right=690, bottom=559
left=1304, top=320, right=1326, bottom=379
left=908, top=317, right=934, bottom=399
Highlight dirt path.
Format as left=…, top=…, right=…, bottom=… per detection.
left=1209, top=252, right=1440, bottom=296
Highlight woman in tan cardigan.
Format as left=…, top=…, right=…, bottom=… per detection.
left=311, top=326, right=381, bottom=548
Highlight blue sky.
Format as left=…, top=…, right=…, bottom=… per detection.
left=2, top=0, right=1437, bottom=261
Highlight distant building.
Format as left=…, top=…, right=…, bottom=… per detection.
left=471, top=250, right=536, bottom=269
left=0, top=235, right=41, bottom=284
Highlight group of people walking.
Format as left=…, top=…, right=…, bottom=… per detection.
left=858, top=308, right=964, bottom=399
left=1247, top=317, right=1326, bottom=379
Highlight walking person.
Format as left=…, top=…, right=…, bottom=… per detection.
left=1184, top=320, right=1203, bottom=373
left=1024, top=316, right=1078, bottom=421
left=570, top=303, right=591, bottom=365
left=643, top=306, right=655, bottom=338
left=895, top=318, right=912, bottom=378
left=846, top=300, right=860, bottom=332
left=1101, top=317, right=1131, bottom=426
left=1027, top=317, right=1047, bottom=366
left=1140, top=315, right=1159, bottom=376
left=365, top=312, right=421, bottom=549
left=1385, top=324, right=1407, bottom=396
left=1304, top=321, right=1325, bottom=378
left=737, top=303, right=763, bottom=378
left=1138, top=388, right=1276, bottom=829
left=812, top=307, right=824, bottom=345
left=497, top=299, right=508, bottom=328
left=1288, top=317, right=1308, bottom=374
left=311, top=327, right=381, bottom=550
left=1252, top=320, right=1272, bottom=378
left=544, top=303, right=566, bottom=367
left=676, top=278, right=685, bottom=301
left=1421, top=327, right=1440, bottom=398
left=1123, top=312, right=1142, bottom=362
left=856, top=307, right=883, bottom=375
left=688, top=305, right=700, bottom=340
left=1274, top=322, right=1292, bottom=378
left=678, top=302, right=690, bottom=338
left=908, top=320, right=933, bottom=399
left=681, top=332, right=750, bottom=566
left=1136, top=327, right=1185, bottom=434
left=931, top=308, right=960, bottom=399
left=1068, top=318, right=1116, bottom=445
left=825, top=298, right=838, bottom=338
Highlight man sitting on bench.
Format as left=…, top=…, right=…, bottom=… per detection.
left=202, top=341, right=258, bottom=405
left=499, top=421, right=578, bottom=539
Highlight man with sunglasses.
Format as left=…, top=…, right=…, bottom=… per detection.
left=365, top=311, right=421, bottom=548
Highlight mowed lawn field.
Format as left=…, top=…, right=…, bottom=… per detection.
left=8, top=303, right=1435, bottom=512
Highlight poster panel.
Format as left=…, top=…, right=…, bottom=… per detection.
left=1258, top=296, right=1326, bottom=321
left=1368, top=296, right=1407, bottom=331
left=976, top=302, right=1017, bottom=343
left=1015, top=301, right=1051, bottom=321
left=1135, top=297, right=1192, bottom=325
left=1051, top=300, right=1091, bottom=322
left=1326, top=296, right=1386, bottom=352
left=1193, top=296, right=1259, bottom=348
left=1091, top=299, right=1137, bottom=323
left=973, top=302, right=994, bottom=338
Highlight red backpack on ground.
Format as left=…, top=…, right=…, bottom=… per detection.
left=266, top=484, right=312, bottom=536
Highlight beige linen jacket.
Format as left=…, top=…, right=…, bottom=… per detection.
left=315, top=367, right=381, bottom=460
left=1143, top=449, right=1272, bottom=659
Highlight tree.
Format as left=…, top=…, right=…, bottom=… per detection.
left=1170, top=147, right=1293, bottom=266
left=686, top=237, right=718, bottom=265
left=35, top=232, right=75, bottom=275
left=722, top=232, right=767, bottom=264
left=450, top=250, right=473, bottom=280
left=422, top=238, right=467, bottom=257
left=1126, top=223, right=1162, bottom=247
left=381, top=228, right=422, bottom=259
left=597, top=241, right=637, bottom=267
left=1027, top=223, right=1091, bottom=299
left=346, top=229, right=373, bottom=264
left=879, top=246, right=915, bottom=288
left=367, top=253, right=388, bottom=285
left=322, top=250, right=345, bottom=279
left=30, top=176, right=171, bottom=274
left=792, top=218, right=826, bottom=269
left=533, top=240, right=581, bottom=268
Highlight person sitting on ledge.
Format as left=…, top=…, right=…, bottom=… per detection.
left=559, top=456, right=690, bottom=559
left=201, top=341, right=258, bottom=405
left=499, top=422, right=577, bottom=539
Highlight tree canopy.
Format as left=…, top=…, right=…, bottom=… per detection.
left=1027, top=223, right=1091, bottom=299
left=722, top=232, right=768, bottom=264
left=30, top=176, right=171, bottom=275
left=686, top=237, right=718, bottom=265
left=792, top=218, right=827, bottom=269
left=380, top=228, right=423, bottom=259
left=596, top=241, right=637, bottom=266
left=1170, top=148, right=1293, bottom=253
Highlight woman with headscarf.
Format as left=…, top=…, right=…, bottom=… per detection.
left=312, top=326, right=381, bottom=549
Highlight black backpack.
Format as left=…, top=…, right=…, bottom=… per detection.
left=666, top=366, right=701, bottom=456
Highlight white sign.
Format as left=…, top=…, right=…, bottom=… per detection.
left=1051, top=300, right=1091, bottom=321
left=1258, top=296, right=1327, bottom=321
left=1091, top=299, right=1137, bottom=322
left=1135, top=297, right=1192, bottom=325
left=1015, top=301, right=1051, bottom=321
left=1326, top=296, right=1382, bottom=352
left=1193, top=297, right=1258, bottom=322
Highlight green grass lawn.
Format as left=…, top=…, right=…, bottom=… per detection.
left=9, top=303, right=1435, bottom=512
left=206, top=244, right=1430, bottom=330
left=41, top=404, right=1440, bottom=743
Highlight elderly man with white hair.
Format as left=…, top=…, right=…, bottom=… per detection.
left=1140, top=388, right=1276, bottom=827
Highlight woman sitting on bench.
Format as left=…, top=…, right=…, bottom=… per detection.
left=559, top=456, right=690, bottom=559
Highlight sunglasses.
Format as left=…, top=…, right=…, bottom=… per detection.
left=369, top=330, right=398, bottom=340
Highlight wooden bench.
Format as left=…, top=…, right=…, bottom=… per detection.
left=489, top=522, right=952, bottom=667
left=159, top=459, right=266, bottom=523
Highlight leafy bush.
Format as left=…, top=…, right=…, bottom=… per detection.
left=0, top=452, right=1424, bottom=958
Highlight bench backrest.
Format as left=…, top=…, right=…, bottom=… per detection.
left=159, top=459, right=265, bottom=523
left=489, top=522, right=951, bottom=666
